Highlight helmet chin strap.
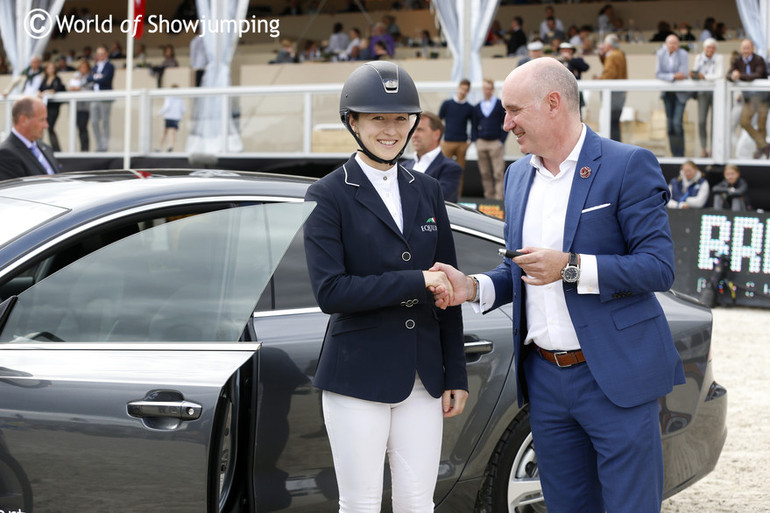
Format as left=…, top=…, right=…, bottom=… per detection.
left=344, top=113, right=421, bottom=167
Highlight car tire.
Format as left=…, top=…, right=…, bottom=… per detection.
left=475, top=407, right=547, bottom=513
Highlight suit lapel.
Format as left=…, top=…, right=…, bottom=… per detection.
left=345, top=158, right=405, bottom=240
left=397, top=165, right=418, bottom=240
left=507, top=159, right=536, bottom=250
left=563, top=128, right=602, bottom=251
left=11, top=134, right=46, bottom=176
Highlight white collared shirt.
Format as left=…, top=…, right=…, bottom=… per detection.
left=411, top=145, right=442, bottom=174
left=355, top=153, right=403, bottom=232
left=474, top=124, right=600, bottom=351
left=479, top=97, right=496, bottom=118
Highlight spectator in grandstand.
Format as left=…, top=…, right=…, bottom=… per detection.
left=3, top=56, right=44, bottom=97
left=372, top=41, right=390, bottom=60
left=691, top=38, right=724, bottom=157
left=67, top=59, right=94, bottom=152
left=280, top=0, right=302, bottom=16
left=595, top=34, right=627, bottom=141
left=151, top=44, right=179, bottom=88
left=157, top=85, right=185, bottom=152
left=655, top=34, right=690, bottom=157
left=0, top=96, right=61, bottom=179
left=325, top=22, right=350, bottom=57
left=650, top=21, right=674, bottom=42
left=712, top=164, right=749, bottom=211
left=559, top=42, right=589, bottom=112
left=134, top=44, right=148, bottom=68
left=38, top=61, right=65, bottom=152
left=108, top=41, right=124, bottom=60
left=506, top=17, right=527, bottom=57
left=714, top=22, right=727, bottom=41
left=369, top=23, right=395, bottom=57
left=174, top=0, right=197, bottom=22
left=355, top=38, right=372, bottom=61
left=559, top=42, right=589, bottom=81
left=727, top=39, right=769, bottom=159
left=79, top=46, right=93, bottom=62
left=597, top=4, right=615, bottom=35
left=439, top=79, right=474, bottom=193
left=566, top=25, right=580, bottom=48
left=271, top=39, right=297, bottom=64
left=471, top=79, right=507, bottom=200
left=0, top=55, right=9, bottom=75
left=190, top=27, right=207, bottom=86
left=486, top=20, right=505, bottom=46
left=677, top=23, right=697, bottom=42
left=300, top=40, right=322, bottom=62
left=538, top=6, right=564, bottom=41
left=341, top=27, right=362, bottom=60
left=383, top=15, right=401, bottom=43
left=542, top=17, right=565, bottom=47
left=87, top=45, right=115, bottom=152
left=405, top=111, right=462, bottom=202
left=55, top=56, right=74, bottom=73
left=667, top=160, right=710, bottom=209
left=701, top=17, right=716, bottom=42
left=517, top=41, right=544, bottom=68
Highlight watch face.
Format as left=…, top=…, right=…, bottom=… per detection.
left=562, top=266, right=580, bottom=283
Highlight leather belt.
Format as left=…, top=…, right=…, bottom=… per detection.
left=534, top=345, right=586, bottom=368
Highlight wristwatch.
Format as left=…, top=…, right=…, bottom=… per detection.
left=560, top=252, right=580, bottom=283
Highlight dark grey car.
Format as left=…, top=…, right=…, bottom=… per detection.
left=0, top=170, right=726, bottom=512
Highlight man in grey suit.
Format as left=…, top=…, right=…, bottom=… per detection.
left=0, top=96, right=61, bottom=180
left=655, top=34, right=690, bottom=156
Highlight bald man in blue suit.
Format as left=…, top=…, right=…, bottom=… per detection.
left=433, top=58, right=685, bottom=513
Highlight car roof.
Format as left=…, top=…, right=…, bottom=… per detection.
left=0, top=169, right=315, bottom=210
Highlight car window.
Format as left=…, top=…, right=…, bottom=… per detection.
left=0, top=202, right=315, bottom=343
left=453, top=230, right=505, bottom=274
left=254, top=228, right=316, bottom=312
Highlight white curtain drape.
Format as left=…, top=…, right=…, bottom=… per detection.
left=736, top=0, right=769, bottom=58
left=431, top=0, right=499, bottom=84
left=186, top=0, right=249, bottom=154
left=0, top=0, right=64, bottom=82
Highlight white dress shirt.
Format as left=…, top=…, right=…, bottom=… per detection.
left=474, top=124, right=599, bottom=351
left=410, top=145, right=442, bottom=174
left=356, top=153, right=403, bottom=233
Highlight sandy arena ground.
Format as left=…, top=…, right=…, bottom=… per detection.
left=661, top=307, right=770, bottom=512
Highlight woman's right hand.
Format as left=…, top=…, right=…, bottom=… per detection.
left=423, top=270, right=454, bottom=310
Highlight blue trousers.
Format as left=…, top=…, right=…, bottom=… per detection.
left=662, top=92, right=686, bottom=157
left=523, top=350, right=664, bottom=513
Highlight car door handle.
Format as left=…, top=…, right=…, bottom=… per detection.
left=127, top=400, right=202, bottom=421
left=464, top=339, right=493, bottom=355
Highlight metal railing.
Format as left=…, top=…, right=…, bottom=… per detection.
left=4, top=78, right=770, bottom=166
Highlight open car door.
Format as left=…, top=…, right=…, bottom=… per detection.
left=0, top=202, right=314, bottom=512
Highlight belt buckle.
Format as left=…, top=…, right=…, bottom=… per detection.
left=553, top=351, right=569, bottom=368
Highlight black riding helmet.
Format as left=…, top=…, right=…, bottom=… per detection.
left=339, top=61, right=422, bottom=166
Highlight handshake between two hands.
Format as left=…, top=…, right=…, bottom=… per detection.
left=424, top=247, right=572, bottom=309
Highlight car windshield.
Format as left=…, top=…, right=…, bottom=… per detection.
left=0, top=197, right=68, bottom=246
left=0, top=202, right=315, bottom=343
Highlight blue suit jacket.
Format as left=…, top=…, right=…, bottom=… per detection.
left=304, top=155, right=467, bottom=403
left=405, top=152, right=462, bottom=203
left=485, top=128, right=685, bottom=408
left=88, top=60, right=115, bottom=90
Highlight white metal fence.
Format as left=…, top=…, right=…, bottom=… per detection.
left=5, top=78, right=770, bottom=166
